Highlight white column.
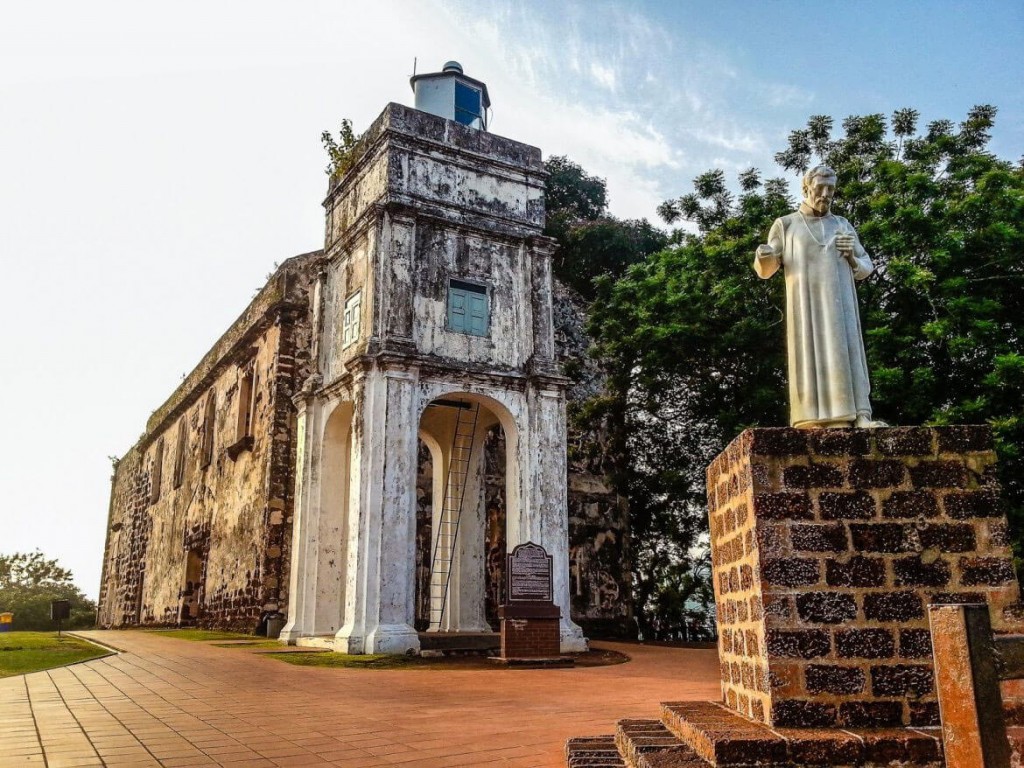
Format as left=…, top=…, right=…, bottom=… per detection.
left=335, top=375, right=376, bottom=653
left=527, top=384, right=588, bottom=652
left=279, top=393, right=325, bottom=642
left=367, top=368, right=421, bottom=652
left=336, top=368, right=421, bottom=654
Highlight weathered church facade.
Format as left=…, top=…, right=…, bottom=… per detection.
left=98, top=67, right=630, bottom=652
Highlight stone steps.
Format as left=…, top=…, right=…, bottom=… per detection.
left=416, top=631, right=499, bottom=653
left=660, top=702, right=943, bottom=767
left=565, top=735, right=626, bottom=767
left=614, top=719, right=708, bottom=767
left=566, top=701, right=946, bottom=767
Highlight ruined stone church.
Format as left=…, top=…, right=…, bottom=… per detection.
left=98, top=63, right=630, bottom=653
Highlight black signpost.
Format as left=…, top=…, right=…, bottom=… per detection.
left=51, top=599, right=71, bottom=638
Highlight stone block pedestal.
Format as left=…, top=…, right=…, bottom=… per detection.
left=708, top=426, right=1018, bottom=729
left=564, top=425, right=1023, bottom=767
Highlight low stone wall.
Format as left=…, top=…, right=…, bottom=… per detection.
left=707, top=426, right=1019, bottom=729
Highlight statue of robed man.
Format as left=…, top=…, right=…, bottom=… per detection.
left=755, top=165, right=885, bottom=429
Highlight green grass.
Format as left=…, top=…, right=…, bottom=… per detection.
left=211, top=640, right=284, bottom=649
left=268, top=652, right=422, bottom=670
left=0, top=632, right=110, bottom=678
left=144, top=629, right=254, bottom=641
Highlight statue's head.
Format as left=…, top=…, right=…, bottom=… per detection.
left=802, top=165, right=838, bottom=215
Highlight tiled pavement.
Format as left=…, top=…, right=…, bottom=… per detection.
left=0, top=631, right=720, bottom=768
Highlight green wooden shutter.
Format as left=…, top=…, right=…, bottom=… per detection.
left=448, top=288, right=468, bottom=332
left=448, top=280, right=488, bottom=336
left=468, top=292, right=488, bottom=336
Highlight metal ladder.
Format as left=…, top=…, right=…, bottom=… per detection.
left=427, top=401, right=481, bottom=629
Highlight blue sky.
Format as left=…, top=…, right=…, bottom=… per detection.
left=439, top=0, right=1023, bottom=214
left=0, top=0, right=1020, bottom=598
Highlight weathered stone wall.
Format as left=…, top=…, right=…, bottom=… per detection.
left=98, top=255, right=319, bottom=631
left=554, top=280, right=632, bottom=638
left=708, top=426, right=1019, bottom=729
left=568, top=471, right=630, bottom=637
left=98, top=447, right=151, bottom=626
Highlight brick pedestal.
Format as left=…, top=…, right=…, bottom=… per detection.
left=500, top=603, right=561, bottom=659
left=707, top=426, right=1020, bottom=729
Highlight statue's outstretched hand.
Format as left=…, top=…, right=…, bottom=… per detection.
left=756, top=244, right=776, bottom=260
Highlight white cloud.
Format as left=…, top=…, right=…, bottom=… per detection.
left=590, top=61, right=618, bottom=91
left=764, top=82, right=816, bottom=108
left=685, top=126, right=767, bottom=154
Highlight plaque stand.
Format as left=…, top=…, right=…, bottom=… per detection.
left=497, top=542, right=574, bottom=667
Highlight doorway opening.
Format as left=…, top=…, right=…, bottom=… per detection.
left=178, top=548, right=205, bottom=624
left=415, top=393, right=517, bottom=636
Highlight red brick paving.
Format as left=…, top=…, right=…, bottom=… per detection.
left=0, top=631, right=720, bottom=767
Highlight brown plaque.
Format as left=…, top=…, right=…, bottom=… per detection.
left=507, top=542, right=553, bottom=603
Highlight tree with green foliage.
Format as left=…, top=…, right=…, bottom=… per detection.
left=544, top=155, right=610, bottom=240
left=586, top=106, right=1024, bottom=636
left=0, top=552, right=96, bottom=631
left=544, top=155, right=668, bottom=300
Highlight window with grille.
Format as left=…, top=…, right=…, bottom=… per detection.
left=447, top=279, right=489, bottom=337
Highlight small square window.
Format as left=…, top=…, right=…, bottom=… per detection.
left=448, top=279, right=489, bottom=337
left=343, top=291, right=362, bottom=348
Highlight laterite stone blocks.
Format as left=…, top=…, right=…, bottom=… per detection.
left=708, top=426, right=1020, bottom=729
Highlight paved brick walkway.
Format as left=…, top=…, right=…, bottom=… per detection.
left=0, top=631, right=720, bottom=768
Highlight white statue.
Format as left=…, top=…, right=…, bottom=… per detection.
left=755, top=165, right=885, bottom=429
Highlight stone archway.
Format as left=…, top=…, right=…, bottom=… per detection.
left=416, top=392, right=518, bottom=634
left=316, top=400, right=353, bottom=635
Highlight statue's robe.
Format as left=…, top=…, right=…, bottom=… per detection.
left=754, top=209, right=874, bottom=428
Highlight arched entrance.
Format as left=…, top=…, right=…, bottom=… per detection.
left=316, top=400, right=353, bottom=635
left=178, top=548, right=204, bottom=624
left=416, top=392, right=517, bottom=635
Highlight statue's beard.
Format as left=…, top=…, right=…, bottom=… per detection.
left=809, top=198, right=831, bottom=214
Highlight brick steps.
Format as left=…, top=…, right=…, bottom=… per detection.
left=567, top=701, right=946, bottom=767
left=566, top=735, right=626, bottom=767
left=615, top=720, right=708, bottom=767
left=661, top=701, right=943, bottom=767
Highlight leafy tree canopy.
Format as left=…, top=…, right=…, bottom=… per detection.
left=544, top=155, right=668, bottom=300
left=544, top=155, right=609, bottom=238
left=585, top=105, right=1024, bottom=636
left=0, top=551, right=96, bottom=631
